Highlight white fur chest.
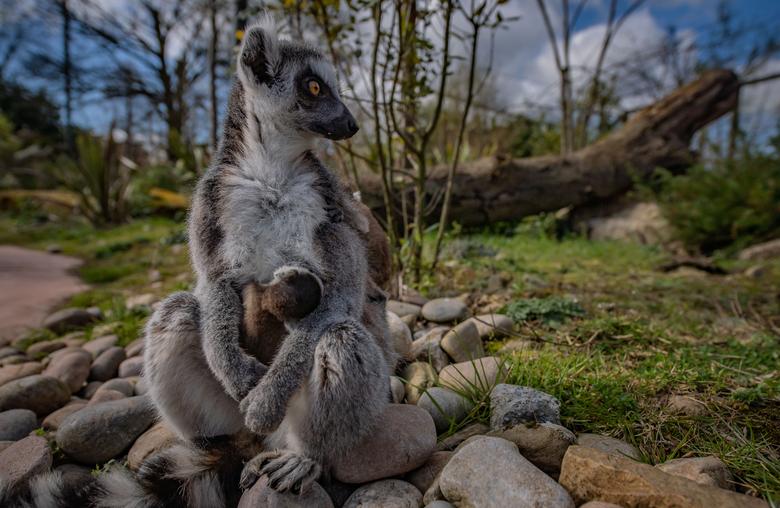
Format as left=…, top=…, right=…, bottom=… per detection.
left=219, top=157, right=326, bottom=282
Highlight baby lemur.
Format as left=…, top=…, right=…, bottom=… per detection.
left=142, top=19, right=392, bottom=500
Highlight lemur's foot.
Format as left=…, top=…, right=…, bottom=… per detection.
left=240, top=387, right=286, bottom=435
left=240, top=450, right=321, bottom=494
left=262, top=266, right=322, bottom=321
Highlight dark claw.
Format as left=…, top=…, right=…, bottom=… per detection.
left=239, top=468, right=258, bottom=491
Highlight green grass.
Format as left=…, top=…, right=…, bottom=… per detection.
left=428, top=229, right=779, bottom=502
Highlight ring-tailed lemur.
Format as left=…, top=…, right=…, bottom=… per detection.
left=144, top=18, right=390, bottom=499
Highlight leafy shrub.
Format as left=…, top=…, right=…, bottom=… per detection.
left=54, top=130, right=131, bottom=225
left=651, top=156, right=780, bottom=253
left=504, top=297, right=585, bottom=326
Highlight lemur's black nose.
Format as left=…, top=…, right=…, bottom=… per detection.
left=346, top=117, right=359, bottom=137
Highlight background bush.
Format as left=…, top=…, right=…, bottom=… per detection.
left=652, top=156, right=780, bottom=254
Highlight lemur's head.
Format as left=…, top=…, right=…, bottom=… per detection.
left=237, top=19, right=358, bottom=141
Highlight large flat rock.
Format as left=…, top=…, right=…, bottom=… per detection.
left=559, top=445, right=768, bottom=508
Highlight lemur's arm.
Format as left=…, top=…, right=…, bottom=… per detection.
left=201, top=274, right=268, bottom=401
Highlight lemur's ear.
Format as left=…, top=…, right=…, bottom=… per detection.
left=238, top=23, right=279, bottom=87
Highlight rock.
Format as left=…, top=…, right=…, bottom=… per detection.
left=0, top=436, right=53, bottom=489
left=423, top=478, right=444, bottom=506
left=56, top=395, right=156, bottom=464
left=576, top=433, right=640, bottom=460
left=43, top=402, right=87, bottom=430
left=0, top=354, right=28, bottom=366
left=438, top=357, right=506, bottom=392
left=390, top=376, right=405, bottom=403
left=744, top=265, right=766, bottom=278
left=43, top=308, right=98, bottom=334
left=134, top=377, right=149, bottom=396
left=440, top=321, right=484, bottom=362
left=27, top=339, right=66, bottom=356
left=387, top=311, right=414, bottom=361
left=489, top=384, right=561, bottom=429
left=333, top=404, right=436, bottom=484
left=579, top=503, right=624, bottom=508
left=400, top=314, right=417, bottom=328
left=0, top=362, right=44, bottom=386
left=0, top=440, right=12, bottom=452
left=47, top=346, right=91, bottom=364
left=0, top=347, right=20, bottom=360
left=60, top=331, right=86, bottom=346
left=89, top=347, right=126, bottom=381
left=402, top=362, right=437, bottom=404
left=88, top=389, right=126, bottom=405
left=586, top=202, right=672, bottom=245
left=559, top=445, right=768, bottom=508
left=238, top=476, right=333, bottom=508
left=388, top=300, right=422, bottom=319
left=81, top=381, right=103, bottom=399
left=343, top=479, right=422, bottom=508
left=668, top=394, right=707, bottom=416
left=468, top=313, right=514, bottom=339
left=421, top=298, right=469, bottom=323
left=126, top=293, right=156, bottom=310
left=405, top=451, right=452, bottom=493
left=83, top=335, right=119, bottom=358
left=125, top=339, right=144, bottom=358
left=43, top=351, right=91, bottom=393
left=437, top=423, right=489, bottom=451
left=738, top=238, right=780, bottom=261
left=0, top=374, right=71, bottom=416
left=439, top=436, right=574, bottom=508
left=417, top=387, right=474, bottom=433
left=97, top=378, right=135, bottom=397
left=487, top=422, right=576, bottom=476
left=90, top=323, right=118, bottom=337
left=127, top=422, right=180, bottom=470
left=425, top=502, right=455, bottom=508
left=410, top=328, right=450, bottom=371
left=118, top=356, right=144, bottom=377
left=0, top=409, right=38, bottom=440
left=656, top=456, right=734, bottom=490
left=86, top=307, right=103, bottom=320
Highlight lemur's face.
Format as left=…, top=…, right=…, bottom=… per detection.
left=238, top=23, right=359, bottom=141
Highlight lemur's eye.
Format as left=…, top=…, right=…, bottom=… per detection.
left=308, top=80, right=321, bottom=96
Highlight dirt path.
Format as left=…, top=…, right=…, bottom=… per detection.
left=0, top=245, right=87, bottom=343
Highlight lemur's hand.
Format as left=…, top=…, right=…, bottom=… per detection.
left=261, top=266, right=322, bottom=321
left=230, top=358, right=268, bottom=402
left=240, top=383, right=287, bottom=435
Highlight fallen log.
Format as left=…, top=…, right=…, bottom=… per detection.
left=360, top=69, right=740, bottom=227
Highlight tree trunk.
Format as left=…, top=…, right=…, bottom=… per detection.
left=209, top=0, right=219, bottom=150
left=360, top=69, right=740, bottom=227
left=61, top=0, right=74, bottom=153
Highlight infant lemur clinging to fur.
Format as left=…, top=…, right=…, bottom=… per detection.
left=143, top=19, right=394, bottom=499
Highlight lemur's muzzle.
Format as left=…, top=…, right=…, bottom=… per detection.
left=310, top=104, right=359, bottom=141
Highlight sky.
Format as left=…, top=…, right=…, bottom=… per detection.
left=2, top=0, right=779, bottom=146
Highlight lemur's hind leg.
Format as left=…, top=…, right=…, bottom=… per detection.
left=241, top=320, right=389, bottom=494
left=145, top=292, right=245, bottom=440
